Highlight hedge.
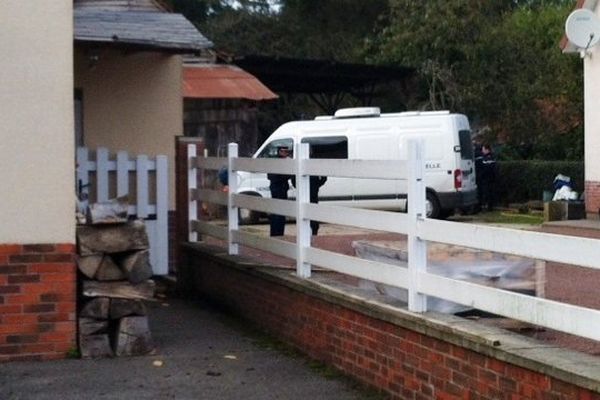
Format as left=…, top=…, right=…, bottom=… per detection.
left=494, top=161, right=583, bottom=205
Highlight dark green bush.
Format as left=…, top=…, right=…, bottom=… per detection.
left=494, top=161, right=583, bottom=205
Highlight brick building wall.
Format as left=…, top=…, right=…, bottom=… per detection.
left=0, top=244, right=77, bottom=362
left=585, top=181, right=600, bottom=218
left=181, top=244, right=600, bottom=400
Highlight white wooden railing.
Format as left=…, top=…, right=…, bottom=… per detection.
left=187, top=142, right=600, bottom=342
left=77, top=147, right=169, bottom=275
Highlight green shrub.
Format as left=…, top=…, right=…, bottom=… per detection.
left=494, top=161, right=583, bottom=205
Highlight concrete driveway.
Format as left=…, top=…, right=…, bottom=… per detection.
left=1, top=297, right=384, bottom=400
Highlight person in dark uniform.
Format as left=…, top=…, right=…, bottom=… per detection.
left=308, top=175, right=327, bottom=235
left=478, top=143, right=497, bottom=211
left=267, top=146, right=293, bottom=236
left=473, top=138, right=483, bottom=210
left=290, top=146, right=328, bottom=235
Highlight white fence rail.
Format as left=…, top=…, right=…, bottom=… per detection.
left=77, top=147, right=169, bottom=275
left=187, top=142, right=600, bottom=342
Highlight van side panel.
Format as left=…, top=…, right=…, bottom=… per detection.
left=240, top=113, right=478, bottom=216
left=352, top=133, right=396, bottom=200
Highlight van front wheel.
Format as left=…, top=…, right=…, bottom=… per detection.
left=426, top=192, right=441, bottom=219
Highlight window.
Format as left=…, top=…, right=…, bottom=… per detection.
left=257, top=138, right=294, bottom=158
left=458, top=130, right=474, bottom=160
left=301, top=136, right=348, bottom=159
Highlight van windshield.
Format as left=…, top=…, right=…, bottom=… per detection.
left=257, top=139, right=294, bottom=158
left=458, top=130, right=473, bottom=160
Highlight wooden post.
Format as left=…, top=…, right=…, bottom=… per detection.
left=96, top=147, right=110, bottom=203
left=407, top=139, right=427, bottom=312
left=136, top=154, right=149, bottom=219
left=116, top=151, right=129, bottom=198
left=296, top=142, right=311, bottom=278
left=155, top=155, right=169, bottom=275
left=228, top=143, right=239, bottom=255
left=188, top=144, right=198, bottom=243
left=175, top=137, right=204, bottom=272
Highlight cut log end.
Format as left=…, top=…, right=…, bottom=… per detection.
left=114, top=316, right=154, bottom=356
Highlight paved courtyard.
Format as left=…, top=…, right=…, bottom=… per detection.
left=0, top=297, right=384, bottom=400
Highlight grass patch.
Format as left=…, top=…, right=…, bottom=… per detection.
left=475, top=211, right=544, bottom=225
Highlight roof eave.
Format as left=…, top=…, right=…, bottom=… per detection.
left=75, top=38, right=211, bottom=54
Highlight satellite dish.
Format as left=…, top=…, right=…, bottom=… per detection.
left=565, top=9, right=600, bottom=50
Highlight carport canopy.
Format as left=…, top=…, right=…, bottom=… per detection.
left=233, top=54, right=415, bottom=112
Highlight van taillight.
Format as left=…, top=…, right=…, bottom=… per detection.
left=454, top=169, right=462, bottom=189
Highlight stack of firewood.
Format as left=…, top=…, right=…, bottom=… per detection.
left=76, top=199, right=156, bottom=358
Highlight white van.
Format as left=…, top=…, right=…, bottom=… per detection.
left=236, top=107, right=478, bottom=222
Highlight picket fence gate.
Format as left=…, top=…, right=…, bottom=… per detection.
left=76, top=147, right=169, bottom=275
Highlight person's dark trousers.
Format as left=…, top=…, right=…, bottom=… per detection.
left=268, top=174, right=289, bottom=236
left=481, top=180, right=495, bottom=211
left=270, top=214, right=286, bottom=236
left=310, top=220, right=319, bottom=236
left=309, top=177, right=321, bottom=235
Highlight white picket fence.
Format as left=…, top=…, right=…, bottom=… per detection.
left=188, top=142, right=600, bottom=342
left=77, top=147, right=169, bottom=275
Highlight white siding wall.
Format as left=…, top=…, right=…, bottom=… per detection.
left=74, top=48, right=183, bottom=209
left=0, top=1, right=75, bottom=244
left=585, top=9, right=600, bottom=182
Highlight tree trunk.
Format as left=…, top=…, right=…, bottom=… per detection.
left=110, top=299, right=147, bottom=319
left=117, top=250, right=152, bottom=284
left=114, top=316, right=154, bottom=356
left=78, top=318, right=109, bottom=336
left=95, top=255, right=126, bottom=281
left=82, top=280, right=155, bottom=301
left=86, top=196, right=128, bottom=225
left=77, top=220, right=149, bottom=255
left=77, top=255, right=103, bottom=279
left=80, top=334, right=114, bottom=358
left=80, top=297, right=110, bottom=319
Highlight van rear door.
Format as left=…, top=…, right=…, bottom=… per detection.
left=457, top=129, right=476, bottom=191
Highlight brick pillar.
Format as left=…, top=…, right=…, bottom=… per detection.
left=584, top=181, right=600, bottom=219
left=0, top=243, right=76, bottom=362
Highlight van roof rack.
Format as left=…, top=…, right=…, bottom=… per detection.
left=383, top=110, right=450, bottom=117
left=334, top=107, right=381, bottom=119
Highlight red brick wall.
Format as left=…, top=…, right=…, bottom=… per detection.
left=182, top=245, right=600, bottom=400
left=585, top=181, right=600, bottom=218
left=0, top=243, right=76, bottom=362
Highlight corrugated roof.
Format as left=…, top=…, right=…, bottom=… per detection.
left=183, top=65, right=278, bottom=101
left=74, top=9, right=213, bottom=52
